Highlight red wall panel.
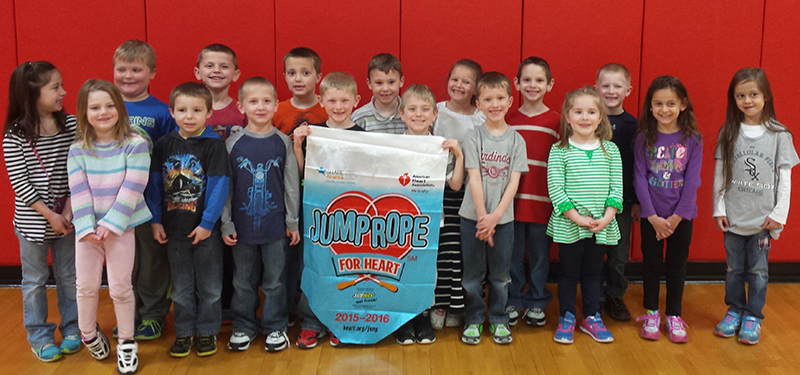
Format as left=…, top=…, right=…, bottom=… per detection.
left=274, top=0, right=400, bottom=106
left=637, top=0, right=763, bottom=261
left=401, top=0, right=522, bottom=103
left=521, top=0, right=644, bottom=117
left=0, top=0, right=18, bottom=265
left=761, top=0, right=800, bottom=261
left=144, top=0, right=275, bottom=104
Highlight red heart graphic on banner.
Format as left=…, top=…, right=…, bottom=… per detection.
left=398, top=173, right=411, bottom=186
left=325, top=191, right=421, bottom=260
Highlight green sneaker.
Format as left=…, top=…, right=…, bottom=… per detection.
left=461, top=324, right=482, bottom=345
left=134, top=320, right=163, bottom=340
left=491, top=323, right=513, bottom=344
left=32, top=344, right=63, bottom=362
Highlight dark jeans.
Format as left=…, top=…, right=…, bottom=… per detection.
left=167, top=230, right=223, bottom=337
left=460, top=219, right=513, bottom=325
left=724, top=230, right=770, bottom=319
left=640, top=219, right=693, bottom=316
left=557, top=238, right=608, bottom=318
left=231, top=238, right=288, bottom=335
left=508, top=221, right=553, bottom=310
left=133, top=223, right=172, bottom=324
left=603, top=202, right=632, bottom=299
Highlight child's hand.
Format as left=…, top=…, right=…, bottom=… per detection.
left=647, top=215, right=673, bottom=240
left=47, top=212, right=74, bottom=235
left=152, top=223, right=168, bottom=244
left=223, top=233, right=238, bottom=247
left=761, top=217, right=782, bottom=231
left=80, top=233, right=104, bottom=245
left=573, top=215, right=594, bottom=228
left=95, top=226, right=117, bottom=242
left=287, top=229, right=301, bottom=246
left=293, top=124, right=311, bottom=146
left=589, top=216, right=612, bottom=233
left=442, top=139, right=462, bottom=158
left=476, top=213, right=500, bottom=233
left=631, top=204, right=641, bottom=222
left=188, top=226, right=211, bottom=245
left=714, top=216, right=729, bottom=232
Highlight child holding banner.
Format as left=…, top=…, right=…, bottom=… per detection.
left=459, top=73, right=528, bottom=345
left=393, top=84, right=464, bottom=345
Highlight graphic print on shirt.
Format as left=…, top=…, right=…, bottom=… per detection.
left=480, top=150, right=510, bottom=181
left=647, top=143, right=687, bottom=189
left=731, top=145, right=776, bottom=197
left=163, top=153, right=205, bottom=213
left=130, top=116, right=156, bottom=150
left=237, top=156, right=281, bottom=231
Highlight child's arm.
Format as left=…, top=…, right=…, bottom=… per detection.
left=670, top=137, right=704, bottom=230
left=443, top=139, right=464, bottom=191
left=591, top=144, right=623, bottom=232
left=283, top=135, right=302, bottom=246
left=145, top=144, right=167, bottom=244
left=712, top=158, right=729, bottom=232
left=66, top=147, right=98, bottom=240
left=478, top=171, right=522, bottom=234
left=292, top=123, right=311, bottom=177
left=220, top=139, right=237, bottom=246
left=547, top=145, right=592, bottom=228
left=194, top=141, right=230, bottom=244
left=633, top=134, right=673, bottom=239
left=96, top=138, right=151, bottom=240
left=764, top=166, right=791, bottom=231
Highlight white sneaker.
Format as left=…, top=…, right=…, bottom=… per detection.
left=227, top=332, right=256, bottom=351
left=116, top=340, right=138, bottom=374
left=265, top=331, right=289, bottom=352
left=430, top=309, right=446, bottom=330
left=507, top=306, right=520, bottom=326
left=524, top=308, right=546, bottom=326
left=83, top=330, right=110, bottom=360
left=445, top=313, right=464, bottom=327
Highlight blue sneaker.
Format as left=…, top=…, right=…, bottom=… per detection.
left=553, top=312, right=576, bottom=344
left=32, top=344, right=63, bottom=362
left=715, top=311, right=742, bottom=338
left=580, top=313, right=614, bottom=343
left=134, top=320, right=163, bottom=340
left=60, top=334, right=81, bottom=354
left=738, top=316, right=762, bottom=345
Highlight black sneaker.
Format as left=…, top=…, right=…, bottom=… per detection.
left=414, top=313, right=436, bottom=344
left=197, top=335, right=217, bottom=357
left=394, top=320, right=415, bottom=345
left=170, top=336, right=194, bottom=358
left=604, top=296, right=631, bottom=321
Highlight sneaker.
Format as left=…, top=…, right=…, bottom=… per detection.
left=116, top=340, right=138, bottom=374
left=635, top=311, right=661, bottom=341
left=444, top=312, right=464, bottom=328
left=580, top=313, right=614, bottom=343
left=134, top=320, right=163, bottom=340
left=295, top=329, right=326, bottom=349
left=461, top=324, right=482, bottom=345
left=197, top=335, right=217, bottom=356
left=394, top=321, right=415, bottom=345
left=524, top=308, right=546, bottom=326
left=32, top=344, right=63, bottom=362
left=414, top=313, right=436, bottom=344
left=604, top=296, right=632, bottom=321
left=715, top=311, right=742, bottom=338
left=83, top=330, right=111, bottom=360
left=491, top=323, right=513, bottom=344
left=665, top=315, right=688, bottom=343
left=170, top=336, right=194, bottom=358
left=329, top=332, right=344, bottom=347
left=227, top=332, right=256, bottom=351
left=553, top=312, right=576, bottom=344
left=507, top=306, right=519, bottom=326
left=738, top=316, right=762, bottom=345
left=60, top=334, right=82, bottom=354
left=430, top=308, right=446, bottom=330
left=265, top=331, right=289, bottom=352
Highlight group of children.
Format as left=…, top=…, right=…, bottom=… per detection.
left=4, top=39, right=797, bottom=373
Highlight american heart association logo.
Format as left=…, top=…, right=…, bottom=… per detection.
left=398, top=173, right=411, bottom=186
left=325, top=191, right=421, bottom=260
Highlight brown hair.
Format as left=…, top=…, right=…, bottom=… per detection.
left=556, top=85, right=613, bottom=154
left=400, top=84, right=437, bottom=112
left=3, top=61, right=67, bottom=145
left=169, top=82, right=212, bottom=111
left=113, top=39, right=156, bottom=71
left=638, top=75, right=701, bottom=150
left=367, top=53, right=403, bottom=78
left=238, top=76, right=278, bottom=102
left=76, top=79, right=135, bottom=151
left=283, top=47, right=321, bottom=74
left=197, top=43, right=238, bottom=69
left=475, top=72, right=512, bottom=98
left=446, top=59, right=482, bottom=105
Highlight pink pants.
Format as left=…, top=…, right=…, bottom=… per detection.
left=76, top=228, right=135, bottom=341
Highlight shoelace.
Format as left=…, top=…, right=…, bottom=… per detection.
left=742, top=319, right=756, bottom=331
left=141, top=320, right=161, bottom=332
left=636, top=314, right=659, bottom=331
left=668, top=317, right=687, bottom=333
left=722, top=314, right=738, bottom=324
left=559, top=319, right=574, bottom=331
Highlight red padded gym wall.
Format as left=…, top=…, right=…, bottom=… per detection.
left=638, top=0, right=764, bottom=261
left=274, top=0, right=400, bottom=106
left=761, top=0, right=800, bottom=261
left=0, top=0, right=17, bottom=266
left=6, top=0, right=146, bottom=266
left=145, top=0, right=276, bottom=105
left=520, top=0, right=644, bottom=118
left=400, top=0, right=522, bottom=103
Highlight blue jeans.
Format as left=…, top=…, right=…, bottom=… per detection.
left=508, top=221, right=553, bottom=310
left=460, top=218, right=513, bottom=325
left=16, top=230, right=78, bottom=348
left=167, top=230, right=223, bottom=337
left=724, top=230, right=770, bottom=319
left=231, top=238, right=287, bottom=334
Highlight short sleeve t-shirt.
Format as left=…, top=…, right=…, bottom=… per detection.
left=274, top=100, right=328, bottom=135
left=207, top=100, right=247, bottom=139
left=459, top=125, right=529, bottom=224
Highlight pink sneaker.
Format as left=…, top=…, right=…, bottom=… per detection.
left=665, top=316, right=688, bottom=343
left=635, top=311, right=660, bottom=341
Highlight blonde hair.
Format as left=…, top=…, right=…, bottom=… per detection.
left=238, top=77, right=278, bottom=102
left=319, top=72, right=358, bottom=97
left=596, top=63, right=632, bottom=84
left=76, top=79, right=136, bottom=151
left=400, top=84, right=436, bottom=112
left=475, top=72, right=512, bottom=98
left=113, top=40, right=156, bottom=71
left=557, top=85, right=612, bottom=154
